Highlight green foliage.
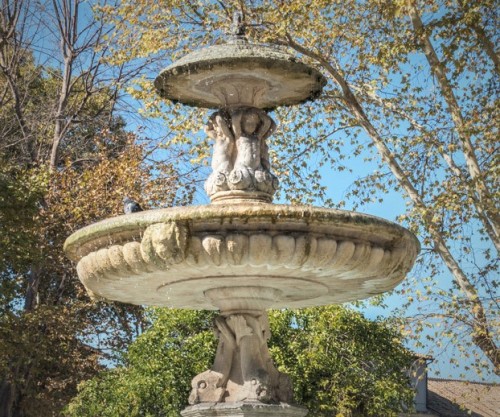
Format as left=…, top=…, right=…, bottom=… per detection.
left=0, top=130, right=162, bottom=415
left=66, top=309, right=218, bottom=417
left=66, top=307, right=414, bottom=417
left=0, top=14, right=174, bottom=416
left=268, top=307, right=414, bottom=416
left=0, top=304, right=101, bottom=416
left=0, top=162, right=48, bottom=277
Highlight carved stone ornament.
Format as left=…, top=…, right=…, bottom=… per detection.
left=188, top=312, right=292, bottom=405
left=204, top=107, right=278, bottom=203
left=66, top=204, right=419, bottom=414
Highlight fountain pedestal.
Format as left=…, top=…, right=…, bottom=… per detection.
left=187, top=288, right=293, bottom=406
left=65, top=205, right=419, bottom=415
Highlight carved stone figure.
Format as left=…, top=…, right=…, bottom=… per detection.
left=205, top=111, right=235, bottom=174
left=231, top=107, right=273, bottom=172
left=228, top=107, right=276, bottom=193
left=204, top=110, right=235, bottom=196
left=188, top=312, right=293, bottom=405
left=204, top=106, right=279, bottom=201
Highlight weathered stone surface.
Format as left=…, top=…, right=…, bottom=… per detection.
left=154, top=41, right=326, bottom=109
left=188, top=310, right=292, bottom=406
left=204, top=107, right=278, bottom=203
left=65, top=203, right=419, bottom=410
left=65, top=203, right=420, bottom=308
left=180, top=402, right=308, bottom=417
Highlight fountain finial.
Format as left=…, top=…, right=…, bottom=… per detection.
left=231, top=10, right=246, bottom=39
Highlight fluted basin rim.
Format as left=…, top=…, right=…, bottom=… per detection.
left=64, top=203, right=421, bottom=308
left=64, top=203, right=420, bottom=262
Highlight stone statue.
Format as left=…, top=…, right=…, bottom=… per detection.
left=204, top=106, right=278, bottom=201
left=205, top=110, right=234, bottom=174
left=204, top=110, right=235, bottom=195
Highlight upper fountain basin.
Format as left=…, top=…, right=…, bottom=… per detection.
left=154, top=41, right=327, bottom=109
left=64, top=203, right=420, bottom=310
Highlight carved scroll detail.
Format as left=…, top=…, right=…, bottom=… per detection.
left=75, top=224, right=408, bottom=296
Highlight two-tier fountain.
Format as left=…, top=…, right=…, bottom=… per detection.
left=64, top=16, right=419, bottom=417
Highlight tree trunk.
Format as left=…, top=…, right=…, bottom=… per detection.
left=50, top=54, right=73, bottom=171
left=0, top=380, right=15, bottom=417
left=49, top=0, right=80, bottom=170
left=407, top=0, right=499, bottom=248
left=23, top=266, right=41, bottom=311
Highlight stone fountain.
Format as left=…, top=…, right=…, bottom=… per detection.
left=64, top=16, right=419, bottom=417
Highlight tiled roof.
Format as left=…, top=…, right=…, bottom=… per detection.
left=427, top=378, right=499, bottom=417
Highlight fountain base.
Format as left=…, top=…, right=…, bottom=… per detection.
left=181, top=402, right=308, bottom=417
left=187, top=291, right=292, bottom=404
left=184, top=288, right=300, bottom=410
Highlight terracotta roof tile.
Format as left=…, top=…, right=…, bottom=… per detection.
left=427, top=378, right=499, bottom=417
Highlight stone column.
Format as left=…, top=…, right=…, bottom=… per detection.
left=181, top=287, right=307, bottom=417
left=204, top=107, right=279, bottom=204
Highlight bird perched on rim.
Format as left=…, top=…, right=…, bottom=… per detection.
left=123, top=197, right=143, bottom=214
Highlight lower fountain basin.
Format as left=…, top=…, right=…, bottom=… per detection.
left=64, top=203, right=419, bottom=309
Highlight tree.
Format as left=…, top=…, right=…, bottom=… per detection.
left=66, top=306, right=415, bottom=417
left=66, top=309, right=218, bottom=417
left=0, top=0, right=185, bottom=414
left=104, top=0, right=499, bottom=377
left=0, top=128, right=158, bottom=416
